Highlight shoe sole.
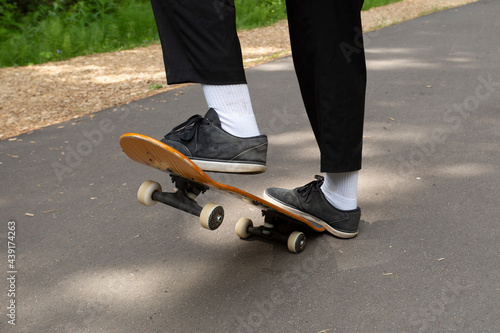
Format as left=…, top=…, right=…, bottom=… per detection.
left=193, top=159, right=266, bottom=174
left=263, top=190, right=358, bottom=239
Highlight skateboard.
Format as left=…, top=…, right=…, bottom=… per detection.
left=119, top=133, right=325, bottom=253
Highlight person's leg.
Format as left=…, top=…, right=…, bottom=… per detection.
left=150, top=0, right=266, bottom=173
left=265, top=0, right=366, bottom=236
left=287, top=0, right=366, bottom=209
left=286, top=0, right=366, bottom=173
left=150, top=0, right=246, bottom=85
left=151, top=0, right=259, bottom=137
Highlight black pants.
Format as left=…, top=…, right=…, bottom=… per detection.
left=150, top=0, right=366, bottom=172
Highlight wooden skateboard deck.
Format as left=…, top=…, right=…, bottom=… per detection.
left=120, top=133, right=325, bottom=253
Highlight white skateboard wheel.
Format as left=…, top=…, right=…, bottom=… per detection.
left=200, top=203, right=224, bottom=230
left=235, top=217, right=253, bottom=239
left=287, top=231, right=306, bottom=254
left=137, top=180, right=161, bottom=207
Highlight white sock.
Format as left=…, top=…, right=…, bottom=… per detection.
left=321, top=172, right=359, bottom=211
left=202, top=84, right=260, bottom=138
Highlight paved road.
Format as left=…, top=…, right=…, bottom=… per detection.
left=1, top=0, right=499, bottom=331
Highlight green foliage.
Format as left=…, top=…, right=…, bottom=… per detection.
left=362, top=0, right=403, bottom=11
left=235, top=0, right=287, bottom=30
left=0, top=0, right=19, bottom=34
left=4, top=0, right=55, bottom=14
left=149, top=83, right=163, bottom=91
left=0, top=0, right=157, bottom=67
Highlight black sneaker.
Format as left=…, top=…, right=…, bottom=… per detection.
left=161, top=109, right=268, bottom=174
left=264, top=176, right=360, bottom=238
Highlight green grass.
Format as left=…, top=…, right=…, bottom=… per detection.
left=235, top=0, right=287, bottom=30
left=149, top=83, right=163, bottom=91
left=0, top=0, right=158, bottom=67
left=0, top=0, right=403, bottom=68
left=363, top=0, right=403, bottom=11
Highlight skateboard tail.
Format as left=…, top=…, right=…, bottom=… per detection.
left=120, top=133, right=210, bottom=185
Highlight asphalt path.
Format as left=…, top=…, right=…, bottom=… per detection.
left=1, top=0, right=499, bottom=331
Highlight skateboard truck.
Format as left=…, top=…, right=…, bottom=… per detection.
left=136, top=176, right=224, bottom=231
left=235, top=210, right=307, bottom=253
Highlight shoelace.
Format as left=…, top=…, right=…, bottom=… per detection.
left=296, top=175, right=324, bottom=203
left=163, top=114, right=204, bottom=150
